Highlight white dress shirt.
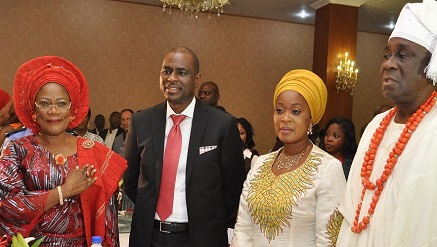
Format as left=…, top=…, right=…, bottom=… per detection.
left=104, top=128, right=118, bottom=149
left=155, top=97, right=195, bottom=223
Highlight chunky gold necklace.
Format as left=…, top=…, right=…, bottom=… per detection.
left=276, top=145, right=311, bottom=170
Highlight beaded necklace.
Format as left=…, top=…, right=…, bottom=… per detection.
left=352, top=91, right=437, bottom=233
left=276, top=144, right=311, bottom=170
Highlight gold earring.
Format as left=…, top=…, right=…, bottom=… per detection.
left=32, top=114, right=37, bottom=122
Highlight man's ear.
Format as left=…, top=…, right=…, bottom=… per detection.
left=194, top=73, right=201, bottom=88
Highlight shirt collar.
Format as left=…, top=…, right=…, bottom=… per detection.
left=166, top=97, right=196, bottom=119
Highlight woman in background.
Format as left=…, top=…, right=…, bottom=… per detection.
left=0, top=56, right=126, bottom=246
left=320, top=117, right=358, bottom=180
left=236, top=117, right=259, bottom=174
left=232, top=69, right=346, bottom=246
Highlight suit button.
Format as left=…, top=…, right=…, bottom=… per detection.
left=148, top=228, right=152, bottom=232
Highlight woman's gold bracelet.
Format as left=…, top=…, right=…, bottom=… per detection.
left=57, top=186, right=64, bottom=206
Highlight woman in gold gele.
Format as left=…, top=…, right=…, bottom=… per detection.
left=232, top=69, right=346, bottom=246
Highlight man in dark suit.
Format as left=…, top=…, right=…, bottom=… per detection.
left=99, top=111, right=124, bottom=149
left=198, top=81, right=220, bottom=107
left=89, top=114, right=105, bottom=136
left=124, top=46, right=245, bottom=247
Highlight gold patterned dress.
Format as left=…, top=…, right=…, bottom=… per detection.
left=232, top=145, right=346, bottom=247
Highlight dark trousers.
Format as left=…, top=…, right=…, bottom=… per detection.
left=151, top=228, right=192, bottom=247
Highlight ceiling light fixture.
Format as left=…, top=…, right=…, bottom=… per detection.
left=160, top=0, right=231, bottom=17
left=388, top=22, right=395, bottom=29
left=298, top=9, right=308, bottom=18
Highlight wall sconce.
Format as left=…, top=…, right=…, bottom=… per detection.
left=336, top=52, right=358, bottom=95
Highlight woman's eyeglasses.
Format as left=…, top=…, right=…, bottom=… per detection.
left=34, top=102, right=71, bottom=112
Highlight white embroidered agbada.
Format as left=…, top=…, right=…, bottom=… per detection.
left=337, top=104, right=437, bottom=247
left=338, top=1, right=437, bottom=246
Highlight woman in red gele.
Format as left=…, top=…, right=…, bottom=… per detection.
left=0, top=56, right=126, bottom=246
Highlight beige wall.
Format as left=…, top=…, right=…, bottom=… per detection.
left=0, top=0, right=390, bottom=153
left=354, top=32, right=393, bottom=141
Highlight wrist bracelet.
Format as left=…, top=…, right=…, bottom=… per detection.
left=57, top=186, right=64, bottom=206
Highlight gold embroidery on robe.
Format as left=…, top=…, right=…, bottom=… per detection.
left=326, top=208, right=344, bottom=247
left=247, top=152, right=322, bottom=242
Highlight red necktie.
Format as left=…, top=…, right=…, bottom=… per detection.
left=157, top=114, right=186, bottom=221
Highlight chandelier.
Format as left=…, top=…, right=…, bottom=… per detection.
left=335, top=52, right=358, bottom=95
left=160, top=0, right=231, bottom=16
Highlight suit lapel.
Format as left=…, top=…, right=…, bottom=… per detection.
left=186, top=101, right=208, bottom=184
left=152, top=102, right=167, bottom=195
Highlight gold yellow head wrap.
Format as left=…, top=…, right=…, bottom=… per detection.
left=273, top=69, right=327, bottom=124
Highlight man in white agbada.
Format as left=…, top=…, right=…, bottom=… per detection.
left=336, top=0, right=437, bottom=246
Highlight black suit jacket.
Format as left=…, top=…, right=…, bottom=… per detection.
left=124, top=100, right=245, bottom=247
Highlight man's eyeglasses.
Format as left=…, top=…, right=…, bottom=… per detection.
left=34, top=102, right=71, bottom=112
left=198, top=90, right=214, bottom=97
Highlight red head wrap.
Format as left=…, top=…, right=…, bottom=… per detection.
left=0, top=88, right=11, bottom=109
left=13, top=56, right=89, bottom=133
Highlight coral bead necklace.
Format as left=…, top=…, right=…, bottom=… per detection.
left=351, top=91, right=437, bottom=233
